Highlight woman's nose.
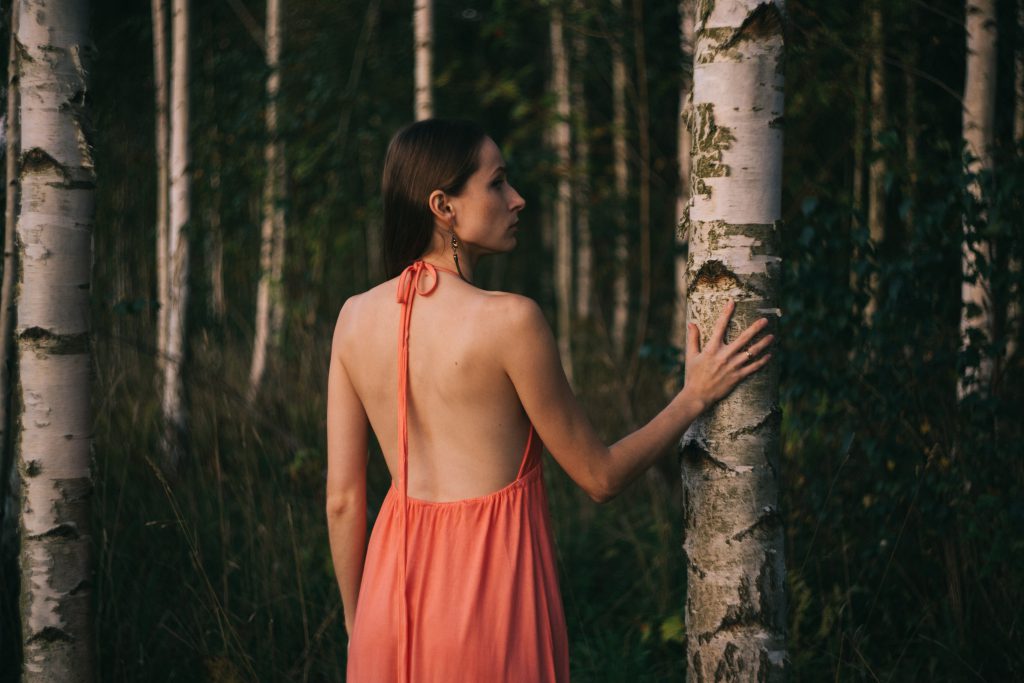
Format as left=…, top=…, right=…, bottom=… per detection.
left=510, top=187, right=526, bottom=212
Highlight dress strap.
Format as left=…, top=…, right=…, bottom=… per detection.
left=395, top=259, right=443, bottom=683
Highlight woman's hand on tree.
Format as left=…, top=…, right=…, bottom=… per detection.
left=682, top=299, right=773, bottom=411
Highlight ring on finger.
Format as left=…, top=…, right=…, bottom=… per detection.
left=744, top=349, right=752, bottom=361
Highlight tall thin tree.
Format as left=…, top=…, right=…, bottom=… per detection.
left=162, top=0, right=191, bottom=466
left=864, top=0, right=887, bottom=323
left=551, top=5, right=573, bottom=384
left=0, top=0, right=20, bottom=579
left=681, top=1, right=787, bottom=678
left=571, top=4, right=592, bottom=322
left=152, top=0, right=170, bottom=377
left=959, top=0, right=997, bottom=398
left=414, top=0, right=432, bottom=120
left=15, top=0, right=96, bottom=678
left=611, top=0, right=629, bottom=360
left=671, top=0, right=695, bottom=361
left=249, top=0, right=287, bottom=402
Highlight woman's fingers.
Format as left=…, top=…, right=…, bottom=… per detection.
left=738, top=352, right=772, bottom=377
left=686, top=322, right=701, bottom=364
left=730, top=334, right=774, bottom=368
left=708, top=299, right=735, bottom=349
left=730, top=316, right=770, bottom=351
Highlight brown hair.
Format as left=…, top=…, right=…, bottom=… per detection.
left=381, top=119, right=488, bottom=278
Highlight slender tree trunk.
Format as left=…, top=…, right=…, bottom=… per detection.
left=959, top=0, right=997, bottom=398
left=15, top=0, right=96, bottom=678
left=864, top=0, right=887, bottom=324
left=904, top=34, right=918, bottom=236
left=571, top=7, right=592, bottom=322
left=551, top=7, right=573, bottom=384
left=203, top=37, right=225, bottom=322
left=152, top=0, right=170, bottom=374
left=625, top=0, right=652, bottom=389
left=671, top=0, right=695, bottom=362
left=162, top=0, right=191, bottom=467
left=1005, top=0, right=1023, bottom=364
left=249, top=0, right=286, bottom=402
left=611, top=0, right=629, bottom=360
left=849, top=59, right=866, bottom=303
left=1017, top=0, right=1024, bottom=143
left=413, top=0, right=432, bottom=120
left=682, top=2, right=787, bottom=679
left=0, top=0, right=20, bottom=584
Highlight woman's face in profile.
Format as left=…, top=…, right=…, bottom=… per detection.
left=448, top=137, right=526, bottom=255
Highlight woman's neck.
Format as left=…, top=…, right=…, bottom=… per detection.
left=419, top=233, right=477, bottom=283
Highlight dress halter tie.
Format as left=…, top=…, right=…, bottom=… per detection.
left=394, top=259, right=450, bottom=683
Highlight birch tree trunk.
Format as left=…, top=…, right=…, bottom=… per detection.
left=15, top=0, right=95, bottom=677
left=864, top=0, right=886, bottom=324
left=904, top=34, right=918, bottom=236
left=671, top=0, right=695, bottom=360
left=611, top=0, right=629, bottom=360
left=413, top=0, right=432, bottom=120
left=203, top=37, right=225, bottom=322
left=162, top=0, right=191, bottom=467
left=1017, top=0, right=1024, bottom=144
left=571, top=8, right=592, bottom=322
left=959, top=0, right=997, bottom=398
left=625, top=0, right=652, bottom=389
left=1008, top=1, right=1023, bottom=363
left=0, top=0, right=20, bottom=576
left=249, top=0, right=286, bottom=403
left=152, top=0, right=170, bottom=376
left=551, top=6, right=573, bottom=384
left=681, top=1, right=786, bottom=679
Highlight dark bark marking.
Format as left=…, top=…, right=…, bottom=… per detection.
left=682, top=441, right=737, bottom=474
left=21, top=147, right=69, bottom=179
left=17, top=328, right=90, bottom=354
left=691, top=259, right=741, bottom=294
left=31, top=523, right=79, bottom=540
left=27, top=625, right=73, bottom=644
left=721, top=3, right=784, bottom=51
left=728, top=405, right=782, bottom=439
left=730, top=507, right=781, bottom=544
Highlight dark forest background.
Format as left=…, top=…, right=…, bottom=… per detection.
left=2, top=0, right=1023, bottom=680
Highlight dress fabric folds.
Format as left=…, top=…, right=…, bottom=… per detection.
left=346, top=260, right=570, bottom=682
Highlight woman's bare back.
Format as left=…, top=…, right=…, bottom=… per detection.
left=336, top=268, right=534, bottom=502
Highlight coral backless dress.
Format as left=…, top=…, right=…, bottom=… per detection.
left=346, top=260, right=570, bottom=682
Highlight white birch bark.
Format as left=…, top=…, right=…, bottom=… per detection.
left=571, top=9, right=592, bottom=322
left=414, top=0, right=432, bottom=120
left=162, top=0, right=191, bottom=465
left=1017, top=0, right=1024, bottom=144
left=959, top=0, right=997, bottom=398
left=864, top=0, right=886, bottom=324
left=551, top=7, right=573, bottom=384
left=682, top=1, right=786, bottom=679
left=152, top=0, right=170, bottom=377
left=672, top=0, right=696, bottom=357
left=15, top=0, right=95, bottom=678
left=1, top=0, right=20, bottom=577
left=611, top=0, right=629, bottom=361
left=249, top=0, right=286, bottom=402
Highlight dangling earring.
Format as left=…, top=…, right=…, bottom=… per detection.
left=448, top=221, right=469, bottom=283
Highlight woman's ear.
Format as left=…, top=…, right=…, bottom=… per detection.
left=427, top=189, right=453, bottom=223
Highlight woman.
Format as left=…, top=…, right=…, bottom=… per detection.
left=326, top=119, right=773, bottom=682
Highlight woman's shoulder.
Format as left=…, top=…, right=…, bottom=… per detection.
left=331, top=280, right=394, bottom=348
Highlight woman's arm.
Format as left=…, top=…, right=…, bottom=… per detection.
left=501, top=297, right=772, bottom=503
left=325, top=303, right=369, bottom=635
